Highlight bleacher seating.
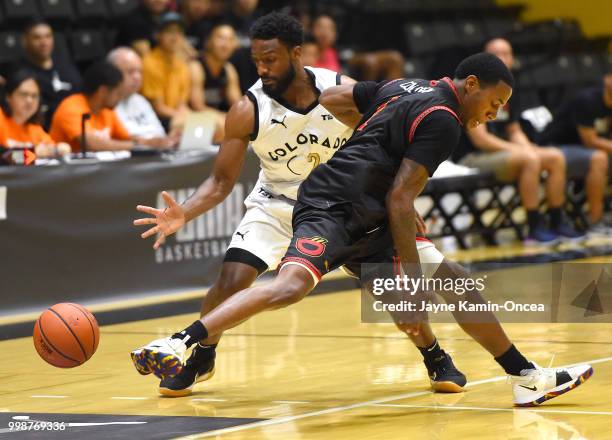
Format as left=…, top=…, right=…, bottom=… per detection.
left=3, top=0, right=39, bottom=26
left=70, top=29, right=107, bottom=64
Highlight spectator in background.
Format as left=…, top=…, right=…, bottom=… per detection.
left=301, top=34, right=320, bottom=67
left=190, top=23, right=241, bottom=113
left=18, top=19, right=82, bottom=129
left=117, top=0, right=172, bottom=57
left=107, top=47, right=178, bottom=148
left=0, top=70, right=71, bottom=158
left=142, top=12, right=191, bottom=130
left=539, top=67, right=612, bottom=230
left=312, top=15, right=341, bottom=72
left=455, top=38, right=581, bottom=243
left=50, top=61, right=132, bottom=152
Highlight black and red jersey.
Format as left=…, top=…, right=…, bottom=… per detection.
left=298, top=77, right=463, bottom=230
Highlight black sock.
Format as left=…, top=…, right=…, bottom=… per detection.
left=527, top=210, right=541, bottom=233
left=549, top=207, right=563, bottom=230
left=171, top=321, right=208, bottom=348
left=418, top=339, right=445, bottom=364
left=494, top=345, right=534, bottom=376
left=196, top=342, right=217, bottom=359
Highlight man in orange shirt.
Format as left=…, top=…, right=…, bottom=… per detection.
left=50, top=60, right=133, bottom=152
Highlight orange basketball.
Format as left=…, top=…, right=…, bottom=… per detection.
left=33, top=303, right=100, bottom=368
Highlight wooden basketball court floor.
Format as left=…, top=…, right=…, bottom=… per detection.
left=1, top=249, right=612, bottom=439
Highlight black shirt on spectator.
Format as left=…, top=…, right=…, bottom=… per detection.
left=541, top=84, right=612, bottom=145
left=18, top=55, right=82, bottom=129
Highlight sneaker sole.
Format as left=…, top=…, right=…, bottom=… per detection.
left=522, top=237, right=561, bottom=247
left=135, top=348, right=183, bottom=380
left=158, top=368, right=216, bottom=397
left=514, top=366, right=593, bottom=407
left=131, top=349, right=152, bottom=376
left=430, top=380, right=465, bottom=393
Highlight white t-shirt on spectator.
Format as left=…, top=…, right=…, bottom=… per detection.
left=115, top=93, right=165, bottom=138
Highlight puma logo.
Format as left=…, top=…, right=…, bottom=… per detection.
left=236, top=231, right=249, bottom=240
left=519, top=385, right=537, bottom=391
left=271, top=115, right=287, bottom=128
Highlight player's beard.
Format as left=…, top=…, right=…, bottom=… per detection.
left=262, top=63, right=296, bottom=99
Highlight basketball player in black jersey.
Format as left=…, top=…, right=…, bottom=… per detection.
left=134, top=13, right=467, bottom=397
left=133, top=43, right=593, bottom=405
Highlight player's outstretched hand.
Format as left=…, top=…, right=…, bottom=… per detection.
left=134, top=191, right=186, bottom=249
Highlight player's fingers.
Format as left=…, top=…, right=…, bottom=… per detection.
left=153, top=234, right=166, bottom=250
left=162, top=191, right=179, bottom=208
left=134, top=218, right=157, bottom=226
left=141, top=226, right=160, bottom=239
left=137, top=205, right=161, bottom=216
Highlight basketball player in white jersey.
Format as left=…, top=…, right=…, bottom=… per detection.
left=133, top=12, right=465, bottom=397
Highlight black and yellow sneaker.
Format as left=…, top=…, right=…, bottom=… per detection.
left=425, top=352, right=467, bottom=393
left=158, top=344, right=216, bottom=397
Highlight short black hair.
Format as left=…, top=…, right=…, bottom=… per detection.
left=455, top=52, right=515, bottom=88
left=23, top=18, right=52, bottom=35
left=82, top=60, right=123, bottom=95
left=250, top=12, right=303, bottom=48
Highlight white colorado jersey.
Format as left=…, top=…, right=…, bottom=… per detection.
left=246, top=67, right=353, bottom=200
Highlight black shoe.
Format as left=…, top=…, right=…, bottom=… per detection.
left=158, top=344, right=216, bottom=397
left=424, top=352, right=467, bottom=393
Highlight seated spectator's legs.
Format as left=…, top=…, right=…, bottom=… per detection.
left=461, top=149, right=541, bottom=210
left=560, top=146, right=608, bottom=223
left=535, top=146, right=566, bottom=210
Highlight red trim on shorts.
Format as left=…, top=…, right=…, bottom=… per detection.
left=408, top=105, right=461, bottom=143
left=416, top=236, right=432, bottom=243
left=279, top=257, right=323, bottom=281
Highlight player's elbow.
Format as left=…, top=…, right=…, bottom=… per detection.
left=210, top=173, right=235, bottom=199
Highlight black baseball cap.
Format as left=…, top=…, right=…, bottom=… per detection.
left=158, top=12, right=185, bottom=32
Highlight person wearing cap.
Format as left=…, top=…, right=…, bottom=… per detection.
left=141, top=12, right=191, bottom=129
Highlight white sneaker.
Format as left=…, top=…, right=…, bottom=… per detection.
left=510, top=362, right=593, bottom=407
left=130, top=337, right=187, bottom=379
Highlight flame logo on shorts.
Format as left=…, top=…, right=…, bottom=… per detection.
left=296, top=236, right=328, bottom=257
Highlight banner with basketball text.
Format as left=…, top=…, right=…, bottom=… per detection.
left=0, top=151, right=260, bottom=314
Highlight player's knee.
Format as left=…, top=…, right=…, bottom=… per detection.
left=267, top=283, right=308, bottom=308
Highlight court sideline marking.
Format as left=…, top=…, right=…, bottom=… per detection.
left=174, top=355, right=612, bottom=439
left=373, top=404, right=612, bottom=416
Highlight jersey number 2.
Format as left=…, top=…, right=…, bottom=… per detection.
left=307, top=153, right=321, bottom=170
